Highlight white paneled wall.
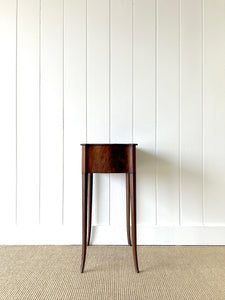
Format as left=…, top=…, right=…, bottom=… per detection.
left=0, top=0, right=225, bottom=245
left=204, top=0, right=225, bottom=224
left=17, top=0, right=40, bottom=226
left=0, top=0, right=17, bottom=226
left=180, top=0, right=203, bottom=225
left=134, top=0, right=156, bottom=226
left=87, top=0, right=110, bottom=226
left=157, top=0, right=180, bottom=225
left=110, top=0, right=133, bottom=227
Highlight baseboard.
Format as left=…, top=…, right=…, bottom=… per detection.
left=1, top=225, right=225, bottom=245
left=91, top=225, right=225, bottom=245
left=0, top=225, right=81, bottom=245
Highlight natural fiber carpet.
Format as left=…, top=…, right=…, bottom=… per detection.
left=0, top=246, right=225, bottom=299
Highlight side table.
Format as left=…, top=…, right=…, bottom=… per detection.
left=80, top=143, right=139, bottom=273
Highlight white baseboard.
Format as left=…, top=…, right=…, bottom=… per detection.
left=0, top=225, right=80, bottom=245
left=91, top=225, right=225, bottom=245
left=1, top=225, right=225, bottom=245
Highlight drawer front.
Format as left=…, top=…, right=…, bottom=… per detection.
left=82, top=145, right=136, bottom=173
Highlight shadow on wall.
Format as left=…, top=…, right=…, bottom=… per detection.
left=136, top=149, right=155, bottom=224
left=136, top=148, right=203, bottom=224
left=91, top=147, right=203, bottom=229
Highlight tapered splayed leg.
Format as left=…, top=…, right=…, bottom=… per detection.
left=80, top=173, right=88, bottom=273
left=130, top=173, right=139, bottom=273
left=126, top=174, right=131, bottom=246
left=87, top=173, right=93, bottom=245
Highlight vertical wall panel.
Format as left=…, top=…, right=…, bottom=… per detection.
left=40, top=0, right=63, bottom=225
left=180, top=0, right=203, bottom=225
left=110, top=0, right=132, bottom=227
left=133, top=0, right=156, bottom=225
left=0, top=0, right=16, bottom=225
left=204, top=0, right=225, bottom=224
left=1, top=0, right=225, bottom=245
left=87, top=0, right=109, bottom=143
left=157, top=0, right=180, bottom=225
left=17, top=0, right=39, bottom=225
left=87, top=0, right=110, bottom=225
left=110, top=0, right=132, bottom=143
left=64, top=0, right=86, bottom=228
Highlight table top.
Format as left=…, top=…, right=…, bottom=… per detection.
left=82, top=143, right=137, bottom=173
left=81, top=143, right=138, bottom=146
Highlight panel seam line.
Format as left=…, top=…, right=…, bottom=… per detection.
left=202, top=0, right=205, bottom=226
left=155, top=0, right=158, bottom=226
left=39, top=0, right=42, bottom=225
left=108, top=0, right=111, bottom=226
left=15, top=0, right=18, bottom=225
left=179, top=0, right=181, bottom=226
left=85, top=0, right=88, bottom=143
left=62, top=0, right=65, bottom=225
left=132, top=0, right=134, bottom=143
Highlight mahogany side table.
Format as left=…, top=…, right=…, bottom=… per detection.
left=80, top=143, right=139, bottom=273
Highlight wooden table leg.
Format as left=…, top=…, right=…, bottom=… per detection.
left=126, top=174, right=131, bottom=246
left=87, top=173, right=93, bottom=245
left=130, top=173, right=139, bottom=273
left=80, top=172, right=88, bottom=273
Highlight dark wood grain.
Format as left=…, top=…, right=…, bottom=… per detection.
left=81, top=143, right=138, bottom=146
left=82, top=144, right=136, bottom=173
left=130, top=173, right=139, bottom=273
left=80, top=143, right=139, bottom=273
left=80, top=173, right=88, bottom=273
left=126, top=173, right=131, bottom=246
left=87, top=173, right=93, bottom=246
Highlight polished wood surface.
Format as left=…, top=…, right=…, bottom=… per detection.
left=80, top=173, right=87, bottom=273
left=126, top=174, right=131, bottom=246
left=82, top=144, right=136, bottom=173
left=80, top=143, right=139, bottom=273
left=130, top=173, right=139, bottom=273
left=87, top=173, right=93, bottom=246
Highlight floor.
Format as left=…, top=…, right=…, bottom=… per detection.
left=0, top=245, right=225, bottom=299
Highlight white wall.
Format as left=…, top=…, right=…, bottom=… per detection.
left=0, top=0, right=225, bottom=245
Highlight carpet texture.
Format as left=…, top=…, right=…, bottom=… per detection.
left=0, top=246, right=225, bottom=299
